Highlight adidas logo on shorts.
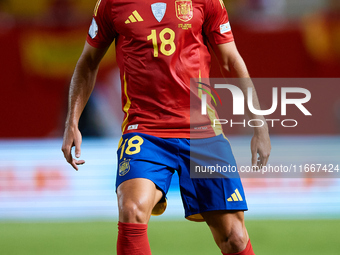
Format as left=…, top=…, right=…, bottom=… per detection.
left=227, top=189, right=243, bottom=202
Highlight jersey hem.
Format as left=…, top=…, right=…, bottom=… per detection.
left=123, top=129, right=219, bottom=139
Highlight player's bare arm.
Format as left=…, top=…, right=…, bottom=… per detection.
left=212, top=41, right=271, bottom=168
left=62, top=42, right=109, bottom=170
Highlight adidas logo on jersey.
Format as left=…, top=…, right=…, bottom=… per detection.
left=227, top=189, right=243, bottom=202
left=125, top=10, right=144, bottom=24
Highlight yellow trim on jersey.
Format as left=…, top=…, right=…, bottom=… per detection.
left=121, top=73, right=131, bottom=133
left=198, top=70, right=222, bottom=136
left=94, top=0, right=102, bottom=16
left=218, top=0, right=225, bottom=9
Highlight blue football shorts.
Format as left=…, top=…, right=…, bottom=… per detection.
left=116, top=132, right=248, bottom=222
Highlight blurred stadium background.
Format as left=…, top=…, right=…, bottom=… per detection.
left=1, top=0, right=340, bottom=254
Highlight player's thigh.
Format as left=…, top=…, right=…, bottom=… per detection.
left=177, top=135, right=248, bottom=221
left=117, top=178, right=163, bottom=223
left=116, top=133, right=177, bottom=223
left=202, top=210, right=249, bottom=243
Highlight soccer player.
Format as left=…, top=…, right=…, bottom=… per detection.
left=61, top=0, right=271, bottom=254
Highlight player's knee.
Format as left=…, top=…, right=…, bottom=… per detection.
left=119, top=200, right=149, bottom=224
left=219, top=228, right=248, bottom=253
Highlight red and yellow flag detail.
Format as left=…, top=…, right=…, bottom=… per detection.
left=175, top=0, right=193, bottom=22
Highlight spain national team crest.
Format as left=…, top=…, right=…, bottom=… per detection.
left=175, top=0, right=194, bottom=22
left=175, top=0, right=193, bottom=22
left=119, top=159, right=131, bottom=176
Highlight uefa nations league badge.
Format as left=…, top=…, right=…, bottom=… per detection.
left=151, top=3, right=167, bottom=22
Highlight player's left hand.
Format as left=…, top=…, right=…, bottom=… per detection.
left=61, top=125, right=85, bottom=171
left=251, top=129, right=271, bottom=170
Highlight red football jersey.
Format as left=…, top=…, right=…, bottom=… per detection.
left=86, top=0, right=234, bottom=138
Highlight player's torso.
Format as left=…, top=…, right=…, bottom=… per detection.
left=108, top=0, right=213, bottom=135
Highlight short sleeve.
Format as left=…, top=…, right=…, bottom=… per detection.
left=203, top=0, right=234, bottom=45
left=86, top=0, right=117, bottom=48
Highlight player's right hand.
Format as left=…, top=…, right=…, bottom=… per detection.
left=61, top=126, right=85, bottom=171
